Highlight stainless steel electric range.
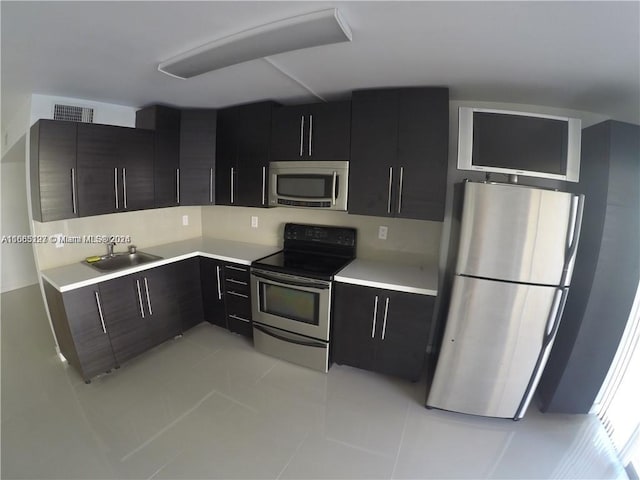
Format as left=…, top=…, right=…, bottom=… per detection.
left=251, top=223, right=357, bottom=372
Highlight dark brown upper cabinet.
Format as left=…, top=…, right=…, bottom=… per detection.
left=135, top=106, right=181, bottom=208
left=30, top=119, right=79, bottom=222
left=179, top=109, right=217, bottom=206
left=216, top=101, right=275, bottom=207
left=76, top=123, right=154, bottom=217
left=269, top=101, right=351, bottom=161
left=348, top=88, right=449, bottom=221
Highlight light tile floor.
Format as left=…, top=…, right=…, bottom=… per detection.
left=1, top=285, right=628, bottom=479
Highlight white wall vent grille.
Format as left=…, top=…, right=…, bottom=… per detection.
left=53, top=104, right=94, bottom=123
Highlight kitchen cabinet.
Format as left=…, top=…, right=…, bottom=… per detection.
left=223, top=263, right=253, bottom=337
left=539, top=120, right=640, bottom=413
left=179, top=109, right=217, bottom=205
left=30, top=119, right=79, bottom=222
left=135, top=106, right=181, bottom=208
left=216, top=101, right=274, bottom=207
left=348, top=88, right=448, bottom=221
left=76, top=123, right=154, bottom=216
left=332, top=282, right=434, bottom=381
left=270, top=101, right=351, bottom=161
left=173, top=257, right=205, bottom=331
left=43, top=280, right=116, bottom=383
left=200, top=257, right=227, bottom=328
left=98, top=264, right=181, bottom=364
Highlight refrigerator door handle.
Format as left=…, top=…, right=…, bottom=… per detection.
left=514, top=287, right=569, bottom=420
left=562, top=194, right=585, bottom=286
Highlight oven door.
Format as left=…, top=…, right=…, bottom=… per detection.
left=268, top=161, right=349, bottom=211
left=250, top=268, right=331, bottom=341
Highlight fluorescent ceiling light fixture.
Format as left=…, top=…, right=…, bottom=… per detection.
left=158, top=8, right=352, bottom=79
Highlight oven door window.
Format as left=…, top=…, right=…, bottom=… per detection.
left=260, top=282, right=319, bottom=326
left=277, top=174, right=338, bottom=199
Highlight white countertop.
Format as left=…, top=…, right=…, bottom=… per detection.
left=41, top=237, right=280, bottom=292
left=335, top=258, right=438, bottom=296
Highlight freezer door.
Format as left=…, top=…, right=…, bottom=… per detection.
left=456, top=181, right=582, bottom=286
left=427, top=276, right=566, bottom=419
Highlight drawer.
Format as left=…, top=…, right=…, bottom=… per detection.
left=224, top=263, right=250, bottom=282
left=224, top=278, right=250, bottom=296
left=225, top=293, right=252, bottom=319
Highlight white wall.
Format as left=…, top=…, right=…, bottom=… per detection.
left=1, top=137, right=38, bottom=292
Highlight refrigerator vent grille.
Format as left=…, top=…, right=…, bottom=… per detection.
left=53, top=104, right=94, bottom=123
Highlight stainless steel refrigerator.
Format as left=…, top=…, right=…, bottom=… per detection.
left=427, top=181, right=584, bottom=420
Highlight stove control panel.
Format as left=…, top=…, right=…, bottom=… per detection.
left=284, top=223, right=356, bottom=248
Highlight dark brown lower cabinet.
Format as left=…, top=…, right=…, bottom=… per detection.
left=200, top=257, right=227, bottom=328
left=173, top=257, right=205, bottom=331
left=223, top=263, right=253, bottom=337
left=332, top=283, right=434, bottom=381
left=43, top=280, right=117, bottom=383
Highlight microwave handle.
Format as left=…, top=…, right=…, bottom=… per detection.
left=331, top=171, right=337, bottom=206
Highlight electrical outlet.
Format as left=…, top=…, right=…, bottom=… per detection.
left=251, top=216, right=259, bottom=228
left=378, top=226, right=388, bottom=240
left=182, top=215, right=189, bottom=226
left=54, top=233, right=64, bottom=248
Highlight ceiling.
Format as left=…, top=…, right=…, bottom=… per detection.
left=2, top=1, right=639, bottom=127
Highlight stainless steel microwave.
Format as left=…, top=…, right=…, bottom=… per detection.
left=268, top=161, right=349, bottom=211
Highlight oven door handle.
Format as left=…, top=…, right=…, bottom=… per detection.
left=252, top=270, right=330, bottom=290
left=254, top=324, right=326, bottom=348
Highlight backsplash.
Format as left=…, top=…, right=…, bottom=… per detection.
left=201, top=206, right=442, bottom=267
left=32, top=206, right=202, bottom=270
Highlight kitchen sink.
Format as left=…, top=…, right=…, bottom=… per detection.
left=83, top=251, right=163, bottom=272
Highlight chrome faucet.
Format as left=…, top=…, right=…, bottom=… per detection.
left=106, top=241, right=116, bottom=257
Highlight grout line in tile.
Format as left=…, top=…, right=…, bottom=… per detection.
left=214, top=390, right=260, bottom=414
left=276, top=431, right=310, bottom=480
left=146, top=449, right=184, bottom=480
left=390, top=399, right=411, bottom=479
left=324, top=435, right=396, bottom=459
left=120, top=388, right=221, bottom=463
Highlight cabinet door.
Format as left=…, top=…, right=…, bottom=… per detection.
left=141, top=265, right=181, bottom=345
left=236, top=102, right=272, bottom=207
left=180, top=109, right=217, bottom=205
left=120, top=128, right=155, bottom=211
left=173, top=257, right=204, bottom=331
left=214, top=108, right=238, bottom=206
left=99, top=274, right=153, bottom=365
left=136, top=106, right=180, bottom=208
left=348, top=90, right=399, bottom=217
left=307, top=101, right=351, bottom=161
left=76, top=123, right=119, bottom=216
left=30, top=120, right=78, bottom=222
left=396, top=88, right=448, bottom=221
left=270, top=105, right=308, bottom=161
left=200, top=257, right=227, bottom=328
left=332, top=283, right=377, bottom=370
left=374, top=291, right=433, bottom=381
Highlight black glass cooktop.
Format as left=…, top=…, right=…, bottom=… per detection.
left=252, top=250, right=354, bottom=280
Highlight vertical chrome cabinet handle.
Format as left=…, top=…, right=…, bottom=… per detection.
left=387, top=167, right=393, bottom=214
left=122, top=168, right=127, bottom=209
left=215, top=265, right=222, bottom=300
left=381, top=297, right=390, bottom=340
left=331, top=171, right=337, bottom=206
left=299, top=115, right=305, bottom=157
left=308, top=114, right=313, bottom=156
left=94, top=291, right=107, bottom=334
left=144, top=277, right=153, bottom=316
left=230, top=167, right=235, bottom=204
left=136, top=279, right=145, bottom=318
left=397, top=167, right=404, bottom=214
left=209, top=168, right=213, bottom=204
left=262, top=166, right=267, bottom=205
left=71, top=168, right=77, bottom=214
left=114, top=167, right=119, bottom=209
left=371, top=296, right=379, bottom=338
left=176, top=168, right=180, bottom=204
